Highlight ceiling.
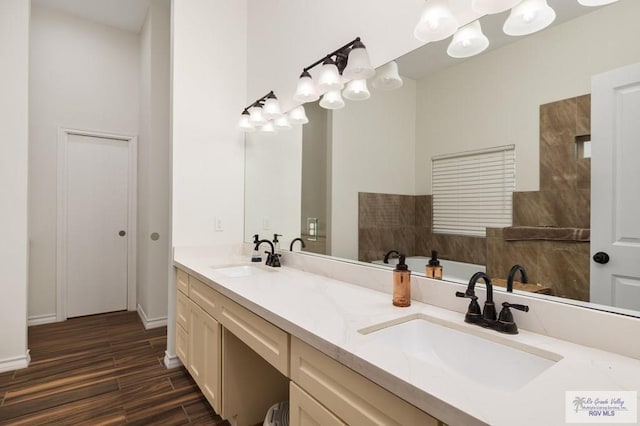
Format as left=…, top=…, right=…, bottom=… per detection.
left=397, top=0, right=608, bottom=79
left=31, top=0, right=152, bottom=33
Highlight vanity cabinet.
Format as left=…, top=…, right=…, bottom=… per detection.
left=175, top=270, right=288, bottom=426
left=290, top=337, right=439, bottom=426
left=174, top=267, right=445, bottom=426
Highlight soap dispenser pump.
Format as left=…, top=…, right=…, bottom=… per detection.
left=251, top=234, right=262, bottom=263
left=426, top=250, right=443, bottom=280
left=393, top=254, right=411, bottom=307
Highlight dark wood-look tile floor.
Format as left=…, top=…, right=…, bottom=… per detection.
left=0, top=311, right=230, bottom=425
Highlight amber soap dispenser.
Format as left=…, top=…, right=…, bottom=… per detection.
left=426, top=250, right=443, bottom=280
left=393, top=254, right=411, bottom=307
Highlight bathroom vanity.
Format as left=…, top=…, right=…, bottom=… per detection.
left=174, top=246, right=640, bottom=426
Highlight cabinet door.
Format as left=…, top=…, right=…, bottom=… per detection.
left=188, top=300, right=222, bottom=412
left=176, top=322, right=189, bottom=365
left=290, top=382, right=345, bottom=426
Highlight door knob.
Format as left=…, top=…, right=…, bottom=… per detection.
left=119, top=230, right=126, bottom=237
left=592, top=251, right=610, bottom=264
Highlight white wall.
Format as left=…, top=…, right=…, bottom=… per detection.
left=171, top=0, right=246, bottom=247
left=0, top=0, right=30, bottom=371
left=330, top=80, right=417, bottom=260
left=169, top=0, right=247, bottom=362
left=138, top=0, right=171, bottom=326
left=415, top=0, right=640, bottom=193
left=29, top=6, right=140, bottom=320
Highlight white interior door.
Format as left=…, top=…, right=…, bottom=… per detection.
left=590, top=62, right=640, bottom=311
left=65, top=133, right=130, bottom=317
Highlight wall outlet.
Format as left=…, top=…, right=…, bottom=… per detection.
left=263, top=216, right=271, bottom=230
left=215, top=216, right=224, bottom=231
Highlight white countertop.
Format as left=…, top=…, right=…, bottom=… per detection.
left=174, top=249, right=640, bottom=426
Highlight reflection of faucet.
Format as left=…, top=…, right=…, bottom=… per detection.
left=289, top=237, right=306, bottom=251
left=255, top=239, right=280, bottom=267
left=456, top=271, right=529, bottom=334
left=507, top=264, right=528, bottom=293
left=383, top=250, right=399, bottom=264
left=456, top=272, right=496, bottom=324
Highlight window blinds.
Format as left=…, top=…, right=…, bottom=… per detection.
left=432, top=145, right=515, bottom=237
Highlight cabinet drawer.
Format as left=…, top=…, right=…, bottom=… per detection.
left=189, top=276, right=221, bottom=319
left=218, top=294, right=289, bottom=376
left=176, top=289, right=190, bottom=330
left=176, top=269, right=189, bottom=294
left=290, top=337, right=438, bottom=426
left=290, top=382, right=345, bottom=426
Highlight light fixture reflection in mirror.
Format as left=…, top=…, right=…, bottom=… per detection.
left=244, top=0, right=640, bottom=318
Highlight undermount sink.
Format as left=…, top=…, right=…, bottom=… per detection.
left=211, top=265, right=269, bottom=278
left=359, top=315, right=560, bottom=392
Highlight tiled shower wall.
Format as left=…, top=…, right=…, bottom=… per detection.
left=358, top=193, right=485, bottom=265
left=487, top=94, right=591, bottom=301
left=359, top=95, right=591, bottom=301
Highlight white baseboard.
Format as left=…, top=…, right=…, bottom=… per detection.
left=136, top=304, right=167, bottom=330
left=0, top=351, right=31, bottom=373
left=164, top=351, right=182, bottom=369
left=28, top=314, right=58, bottom=327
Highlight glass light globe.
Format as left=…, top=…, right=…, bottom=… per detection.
left=293, top=71, right=319, bottom=103
left=343, top=79, right=371, bottom=101
left=447, top=20, right=489, bottom=58
left=238, top=111, right=255, bottom=132
left=248, top=105, right=267, bottom=125
left=319, top=89, right=345, bottom=110
left=503, top=0, right=556, bottom=36
left=262, top=96, right=282, bottom=120
left=414, top=0, right=459, bottom=43
left=273, top=115, right=292, bottom=130
left=288, top=105, right=309, bottom=125
left=317, top=58, right=343, bottom=92
left=342, top=40, right=375, bottom=80
left=371, top=61, right=403, bottom=90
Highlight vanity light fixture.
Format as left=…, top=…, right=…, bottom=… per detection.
left=447, top=20, right=489, bottom=58
left=414, top=0, right=459, bottom=43
left=577, top=0, right=619, bottom=5
left=293, top=37, right=376, bottom=110
left=240, top=91, right=294, bottom=133
left=503, top=0, right=556, bottom=36
left=371, top=61, right=403, bottom=90
left=471, top=0, right=521, bottom=14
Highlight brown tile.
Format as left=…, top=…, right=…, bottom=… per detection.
left=576, top=94, right=591, bottom=136
left=540, top=98, right=578, bottom=191
left=537, top=241, right=590, bottom=301
left=486, top=239, right=539, bottom=284
left=577, top=157, right=591, bottom=191
left=430, top=234, right=486, bottom=265
left=513, top=191, right=547, bottom=226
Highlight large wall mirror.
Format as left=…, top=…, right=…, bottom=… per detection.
left=245, top=0, right=640, bottom=317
